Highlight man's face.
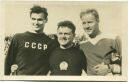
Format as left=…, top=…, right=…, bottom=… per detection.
left=30, top=13, right=47, bottom=33
left=57, top=27, right=75, bottom=47
left=81, top=13, right=99, bottom=36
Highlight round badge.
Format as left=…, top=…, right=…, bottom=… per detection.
left=59, top=61, right=68, bottom=70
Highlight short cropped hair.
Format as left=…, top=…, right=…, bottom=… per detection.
left=57, top=20, right=76, bottom=34
left=80, top=9, right=99, bottom=22
left=30, top=5, right=48, bottom=19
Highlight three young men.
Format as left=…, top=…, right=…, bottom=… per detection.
left=5, top=5, right=121, bottom=76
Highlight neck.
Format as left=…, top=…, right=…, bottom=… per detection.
left=60, top=43, right=73, bottom=49
left=29, top=29, right=43, bottom=34
left=89, top=30, right=101, bottom=38
left=35, top=30, right=43, bottom=34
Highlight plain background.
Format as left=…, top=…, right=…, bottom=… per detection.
left=3, top=1, right=122, bottom=36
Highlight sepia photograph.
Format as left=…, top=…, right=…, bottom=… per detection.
left=0, top=0, right=128, bottom=81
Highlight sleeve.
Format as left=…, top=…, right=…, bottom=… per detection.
left=111, top=36, right=122, bottom=64
left=115, top=36, right=121, bottom=57
left=4, top=35, right=18, bottom=75
left=47, top=39, right=59, bottom=55
left=81, top=50, right=87, bottom=72
left=110, top=36, right=122, bottom=75
left=47, top=34, right=58, bottom=40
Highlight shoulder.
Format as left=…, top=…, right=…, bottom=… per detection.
left=7, top=32, right=27, bottom=45
left=10, top=32, right=27, bottom=41
left=50, top=47, right=61, bottom=56
left=100, top=33, right=117, bottom=40
left=100, top=33, right=120, bottom=45
left=43, top=33, right=57, bottom=41
left=45, top=33, right=57, bottom=40
left=72, top=47, right=85, bottom=55
left=13, top=32, right=28, bottom=38
left=77, top=48, right=86, bottom=59
left=45, top=33, right=59, bottom=45
left=79, top=42, right=88, bottom=50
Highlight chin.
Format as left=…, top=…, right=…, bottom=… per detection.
left=60, top=43, right=67, bottom=46
left=86, top=32, right=93, bottom=35
left=86, top=33, right=91, bottom=36
left=35, top=29, right=39, bottom=31
left=35, top=30, right=41, bottom=33
left=59, top=41, right=67, bottom=45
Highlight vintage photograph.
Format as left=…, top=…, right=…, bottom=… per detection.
left=1, top=1, right=127, bottom=81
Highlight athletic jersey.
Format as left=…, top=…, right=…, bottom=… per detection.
left=5, top=31, right=58, bottom=75
left=49, top=46, right=87, bottom=75
left=80, top=33, right=121, bottom=75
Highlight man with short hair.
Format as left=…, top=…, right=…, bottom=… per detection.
left=79, top=9, right=121, bottom=76
left=49, top=20, right=87, bottom=75
left=5, top=5, right=58, bottom=75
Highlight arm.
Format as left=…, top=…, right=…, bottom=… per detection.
left=110, top=36, right=121, bottom=75
left=94, top=36, right=122, bottom=75
left=10, top=64, right=18, bottom=75
left=93, top=62, right=112, bottom=76
left=81, top=51, right=87, bottom=73
left=93, top=36, right=122, bottom=76
left=4, top=35, right=18, bottom=75
left=47, top=71, right=51, bottom=76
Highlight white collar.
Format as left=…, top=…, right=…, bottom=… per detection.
left=80, top=32, right=116, bottom=45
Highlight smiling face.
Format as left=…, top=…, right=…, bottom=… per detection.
left=30, top=13, right=47, bottom=33
left=57, top=26, right=75, bottom=47
left=81, top=13, right=99, bottom=37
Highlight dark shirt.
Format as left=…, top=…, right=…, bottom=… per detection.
left=49, top=46, right=87, bottom=75
left=5, top=31, right=58, bottom=75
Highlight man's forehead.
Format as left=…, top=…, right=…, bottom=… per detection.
left=81, top=13, right=96, bottom=20
left=31, top=13, right=45, bottom=18
left=58, top=26, right=71, bottom=30
left=58, top=26, right=72, bottom=32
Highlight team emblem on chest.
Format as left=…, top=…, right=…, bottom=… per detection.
left=59, top=61, right=68, bottom=70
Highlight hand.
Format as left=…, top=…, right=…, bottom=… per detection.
left=111, top=64, right=121, bottom=74
left=111, top=53, right=120, bottom=63
left=93, top=62, right=110, bottom=76
left=11, top=64, right=18, bottom=73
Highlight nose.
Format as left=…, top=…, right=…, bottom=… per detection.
left=34, top=20, right=38, bottom=25
left=85, top=23, right=90, bottom=28
left=61, top=33, right=65, bottom=37
left=83, top=23, right=89, bottom=29
left=60, top=34, right=66, bottom=39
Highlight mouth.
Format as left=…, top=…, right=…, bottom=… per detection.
left=86, top=29, right=92, bottom=32
left=85, top=28, right=93, bottom=34
left=33, top=23, right=39, bottom=27
left=33, top=25, right=39, bottom=27
left=86, top=27, right=92, bottom=30
left=60, top=39, right=67, bottom=42
left=59, top=38, right=68, bottom=42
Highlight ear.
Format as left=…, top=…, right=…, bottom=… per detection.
left=73, top=33, right=76, bottom=37
left=57, top=31, right=59, bottom=36
left=44, top=18, right=48, bottom=23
